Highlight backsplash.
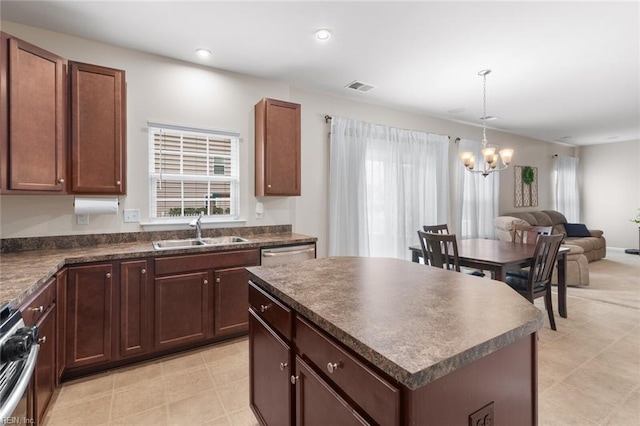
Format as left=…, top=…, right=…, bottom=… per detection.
left=0, top=225, right=292, bottom=253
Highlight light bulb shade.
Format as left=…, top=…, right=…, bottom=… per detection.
left=481, top=147, right=495, bottom=163
left=467, top=155, right=475, bottom=170
left=460, top=151, right=474, bottom=167
left=499, top=149, right=514, bottom=165
left=490, top=154, right=499, bottom=169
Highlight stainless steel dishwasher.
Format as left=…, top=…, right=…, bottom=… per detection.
left=260, top=244, right=316, bottom=266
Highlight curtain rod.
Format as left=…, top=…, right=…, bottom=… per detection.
left=324, top=115, right=332, bottom=123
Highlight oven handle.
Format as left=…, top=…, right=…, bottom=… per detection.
left=0, top=344, right=40, bottom=420
left=262, top=248, right=315, bottom=257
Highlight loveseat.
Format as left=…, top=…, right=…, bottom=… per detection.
left=493, top=210, right=605, bottom=287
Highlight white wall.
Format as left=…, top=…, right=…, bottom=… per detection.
left=580, top=140, right=640, bottom=250
left=2, top=21, right=588, bottom=258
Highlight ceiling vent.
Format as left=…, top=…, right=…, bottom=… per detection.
left=344, top=80, right=376, bottom=92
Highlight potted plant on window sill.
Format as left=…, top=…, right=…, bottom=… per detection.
left=625, top=208, right=640, bottom=255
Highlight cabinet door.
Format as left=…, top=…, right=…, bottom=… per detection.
left=255, top=98, right=301, bottom=196
left=154, top=271, right=209, bottom=350
left=214, top=267, right=251, bottom=336
left=33, top=304, right=56, bottom=425
left=69, top=61, right=126, bottom=194
left=120, top=259, right=150, bottom=358
left=0, top=33, right=66, bottom=193
left=294, top=356, right=368, bottom=426
left=249, top=310, right=292, bottom=426
left=66, top=264, right=113, bottom=368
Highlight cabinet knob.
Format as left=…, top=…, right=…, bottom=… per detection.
left=216, top=277, right=221, bottom=283
left=279, top=362, right=288, bottom=371
left=57, top=178, right=65, bottom=184
left=290, top=375, right=299, bottom=384
left=260, top=304, right=271, bottom=313
left=106, top=273, right=111, bottom=279
left=141, top=268, right=147, bottom=275
left=30, top=306, right=44, bottom=313
left=327, top=362, right=340, bottom=373
left=203, top=279, right=209, bottom=285
left=267, top=184, right=272, bottom=188
left=116, top=181, right=122, bottom=185
left=38, top=336, right=47, bottom=344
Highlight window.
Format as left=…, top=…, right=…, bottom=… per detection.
left=148, top=123, right=239, bottom=220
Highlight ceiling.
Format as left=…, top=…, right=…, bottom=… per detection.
left=2, top=1, right=638, bottom=146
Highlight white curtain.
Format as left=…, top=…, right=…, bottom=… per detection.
left=455, top=138, right=499, bottom=239
left=328, top=116, right=449, bottom=260
left=554, top=156, right=580, bottom=222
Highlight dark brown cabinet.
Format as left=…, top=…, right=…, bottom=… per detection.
left=249, top=310, right=292, bottom=426
left=69, top=61, right=126, bottom=194
left=255, top=98, right=301, bottom=196
left=120, top=259, right=150, bottom=358
left=20, top=276, right=57, bottom=426
left=154, top=271, right=210, bottom=350
left=65, top=263, right=114, bottom=368
left=55, top=268, right=67, bottom=382
left=294, top=356, right=368, bottom=426
left=249, top=281, right=401, bottom=426
left=0, top=32, right=67, bottom=193
left=214, top=267, right=251, bottom=336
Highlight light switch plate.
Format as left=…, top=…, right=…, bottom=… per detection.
left=124, top=209, right=140, bottom=223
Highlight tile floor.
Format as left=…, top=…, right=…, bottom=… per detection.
left=43, top=252, right=639, bottom=426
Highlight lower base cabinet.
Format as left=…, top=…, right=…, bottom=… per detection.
left=33, top=304, right=56, bottom=425
left=249, top=310, right=292, bottom=426
left=154, top=271, right=210, bottom=350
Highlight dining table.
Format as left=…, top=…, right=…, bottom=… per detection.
left=409, top=238, right=569, bottom=318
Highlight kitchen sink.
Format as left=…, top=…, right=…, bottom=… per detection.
left=152, top=236, right=248, bottom=250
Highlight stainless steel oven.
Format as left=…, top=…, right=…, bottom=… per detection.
left=0, top=305, right=39, bottom=424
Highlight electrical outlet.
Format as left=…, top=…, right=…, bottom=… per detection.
left=124, top=209, right=140, bottom=223
left=469, top=402, right=494, bottom=426
left=76, top=214, right=90, bottom=225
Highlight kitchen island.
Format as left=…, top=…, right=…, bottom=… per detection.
left=247, top=256, right=544, bottom=425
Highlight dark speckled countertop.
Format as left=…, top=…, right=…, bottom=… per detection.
left=1, top=228, right=316, bottom=308
left=247, top=256, right=544, bottom=390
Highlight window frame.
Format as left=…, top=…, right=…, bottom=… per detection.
left=147, top=122, right=240, bottom=222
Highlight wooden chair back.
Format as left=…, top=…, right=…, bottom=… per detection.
left=417, top=230, right=460, bottom=272
left=511, top=224, right=552, bottom=244
left=528, top=233, right=564, bottom=298
left=422, top=224, right=449, bottom=234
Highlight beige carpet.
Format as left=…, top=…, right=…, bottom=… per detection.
left=563, top=250, right=640, bottom=310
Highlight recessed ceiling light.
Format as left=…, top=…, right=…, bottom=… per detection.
left=315, top=29, right=332, bottom=41
left=195, top=48, right=212, bottom=58
left=479, top=115, right=498, bottom=121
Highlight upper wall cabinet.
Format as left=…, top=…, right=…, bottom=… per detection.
left=70, top=61, right=126, bottom=195
left=255, top=98, right=301, bottom=196
left=0, top=32, right=68, bottom=193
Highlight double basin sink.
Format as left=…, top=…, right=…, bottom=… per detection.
left=152, top=236, right=249, bottom=250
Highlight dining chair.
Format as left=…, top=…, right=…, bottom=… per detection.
left=417, top=231, right=485, bottom=277
left=505, top=233, right=564, bottom=330
left=511, top=224, right=552, bottom=244
left=422, top=224, right=449, bottom=234
left=508, top=224, right=553, bottom=279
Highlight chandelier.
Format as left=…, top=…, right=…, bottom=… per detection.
left=460, top=69, right=514, bottom=177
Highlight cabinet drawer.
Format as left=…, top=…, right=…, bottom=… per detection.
left=249, top=281, right=292, bottom=341
left=155, top=249, right=259, bottom=275
left=21, top=277, right=57, bottom=326
left=295, top=316, right=400, bottom=426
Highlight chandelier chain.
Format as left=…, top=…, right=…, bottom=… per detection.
left=482, top=72, right=487, bottom=145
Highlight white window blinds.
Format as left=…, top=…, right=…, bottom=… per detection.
left=148, top=124, right=239, bottom=219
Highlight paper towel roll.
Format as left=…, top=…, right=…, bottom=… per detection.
left=74, top=197, right=119, bottom=215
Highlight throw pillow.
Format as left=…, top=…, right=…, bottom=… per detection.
left=564, top=223, right=591, bottom=237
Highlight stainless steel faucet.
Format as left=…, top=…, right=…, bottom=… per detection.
left=189, top=211, right=204, bottom=243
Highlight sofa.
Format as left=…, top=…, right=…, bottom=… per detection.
left=493, top=210, right=605, bottom=287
